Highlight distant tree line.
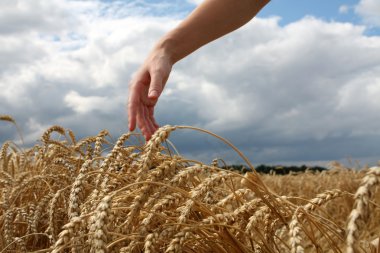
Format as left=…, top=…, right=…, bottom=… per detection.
left=223, top=164, right=327, bottom=175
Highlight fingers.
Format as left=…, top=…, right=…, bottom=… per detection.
left=130, top=82, right=157, bottom=140
left=128, top=70, right=149, bottom=132
left=127, top=91, right=137, bottom=132
left=127, top=68, right=163, bottom=140
left=134, top=106, right=157, bottom=141
left=136, top=104, right=145, bottom=135
left=148, top=107, right=159, bottom=129
left=148, top=70, right=163, bottom=99
left=142, top=106, right=156, bottom=140
left=128, top=89, right=154, bottom=140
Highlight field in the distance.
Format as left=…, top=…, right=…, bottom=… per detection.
left=0, top=117, right=379, bottom=253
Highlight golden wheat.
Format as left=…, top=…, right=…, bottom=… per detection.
left=0, top=122, right=380, bottom=253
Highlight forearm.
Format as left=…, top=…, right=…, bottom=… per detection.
left=155, top=0, right=270, bottom=64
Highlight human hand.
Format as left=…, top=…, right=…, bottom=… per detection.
left=127, top=48, right=173, bottom=140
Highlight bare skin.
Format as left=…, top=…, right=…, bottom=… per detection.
left=128, top=0, right=270, bottom=140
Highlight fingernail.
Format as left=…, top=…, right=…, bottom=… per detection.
left=148, top=90, right=158, bottom=98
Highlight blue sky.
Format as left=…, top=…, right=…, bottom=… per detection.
left=260, top=0, right=358, bottom=21
left=260, top=0, right=380, bottom=35
left=99, top=0, right=379, bottom=34
left=1, top=0, right=380, bottom=167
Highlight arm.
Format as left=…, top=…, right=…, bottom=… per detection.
left=160, top=0, right=270, bottom=63
left=128, top=0, right=270, bottom=140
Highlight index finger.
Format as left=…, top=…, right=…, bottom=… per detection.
left=128, top=89, right=137, bottom=132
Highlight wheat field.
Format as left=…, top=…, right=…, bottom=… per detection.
left=0, top=116, right=379, bottom=253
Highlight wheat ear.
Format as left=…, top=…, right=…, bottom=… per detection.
left=346, top=166, right=380, bottom=253
left=289, top=208, right=304, bottom=253
left=89, top=195, right=113, bottom=253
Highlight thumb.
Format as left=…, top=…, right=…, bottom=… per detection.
left=148, top=71, right=163, bottom=99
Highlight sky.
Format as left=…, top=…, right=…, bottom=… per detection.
left=1, top=0, right=380, bottom=167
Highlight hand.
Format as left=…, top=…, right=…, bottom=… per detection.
left=127, top=48, right=173, bottom=140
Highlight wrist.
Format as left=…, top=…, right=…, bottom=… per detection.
left=153, top=35, right=181, bottom=65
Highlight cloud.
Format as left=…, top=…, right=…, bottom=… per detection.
left=1, top=1, right=380, bottom=166
left=0, top=0, right=182, bottom=146
left=355, top=0, right=380, bottom=27
left=161, top=16, right=380, bottom=164
left=64, top=90, right=118, bottom=114
left=339, top=5, right=350, bottom=14
left=187, top=0, right=203, bottom=5
left=0, top=0, right=98, bottom=34
left=174, top=17, right=380, bottom=139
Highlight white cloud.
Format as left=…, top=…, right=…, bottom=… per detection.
left=0, top=0, right=98, bottom=34
left=339, top=5, right=349, bottom=14
left=1, top=1, right=380, bottom=164
left=355, top=0, right=380, bottom=27
left=171, top=17, right=380, bottom=141
left=23, top=118, right=50, bottom=144
left=64, top=90, right=118, bottom=114
left=166, top=74, right=248, bottom=130
left=187, top=0, right=203, bottom=5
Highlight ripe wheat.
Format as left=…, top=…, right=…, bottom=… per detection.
left=0, top=118, right=380, bottom=252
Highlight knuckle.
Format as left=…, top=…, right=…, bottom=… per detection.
left=127, top=99, right=135, bottom=107
left=128, top=78, right=136, bottom=87
left=151, top=66, right=164, bottom=76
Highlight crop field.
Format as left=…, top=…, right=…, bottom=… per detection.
left=0, top=116, right=379, bottom=253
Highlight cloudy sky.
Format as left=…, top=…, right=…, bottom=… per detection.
left=1, top=0, right=380, bottom=167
